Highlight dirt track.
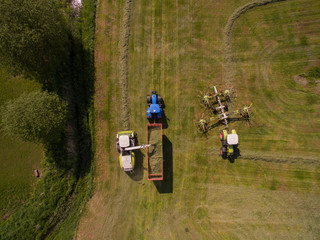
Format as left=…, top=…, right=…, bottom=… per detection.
left=119, top=0, right=132, bottom=130
left=223, top=0, right=286, bottom=87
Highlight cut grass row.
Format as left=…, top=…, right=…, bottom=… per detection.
left=119, top=0, right=133, bottom=130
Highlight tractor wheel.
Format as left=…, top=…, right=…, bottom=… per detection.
left=221, top=140, right=227, bottom=147
left=157, top=95, right=163, bottom=106
left=147, top=95, right=151, bottom=105
left=212, top=107, right=217, bottom=114
left=130, top=138, right=135, bottom=146
left=219, top=130, right=223, bottom=140
left=219, top=130, right=225, bottom=141
left=224, top=103, right=228, bottom=111
left=220, top=147, right=227, bottom=156
left=116, top=141, right=120, bottom=153
left=222, top=146, right=227, bottom=153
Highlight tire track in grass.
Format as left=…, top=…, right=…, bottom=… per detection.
left=119, top=0, right=133, bottom=130
left=209, top=146, right=320, bottom=166
left=242, top=151, right=320, bottom=166
left=223, top=0, right=286, bottom=87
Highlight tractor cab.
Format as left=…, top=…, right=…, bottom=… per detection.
left=226, top=133, right=238, bottom=145
left=117, top=131, right=135, bottom=172
left=147, top=90, right=163, bottom=120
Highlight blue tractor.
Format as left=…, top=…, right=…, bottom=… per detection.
left=147, top=91, right=163, bottom=121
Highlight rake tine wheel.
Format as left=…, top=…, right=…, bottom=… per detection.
left=194, top=113, right=208, bottom=133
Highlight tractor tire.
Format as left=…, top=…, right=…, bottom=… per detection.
left=219, top=130, right=225, bottom=141
left=220, top=147, right=227, bottom=156
left=157, top=95, right=163, bottom=105
left=221, top=140, right=227, bottom=147
left=222, top=146, right=227, bottom=153
left=219, top=130, right=223, bottom=140
left=147, top=95, right=151, bottom=106
left=224, top=103, right=228, bottom=111
left=116, top=141, right=120, bottom=153
left=212, top=107, right=217, bottom=114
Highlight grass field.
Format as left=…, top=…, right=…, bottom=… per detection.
left=76, top=0, right=320, bottom=239
left=0, top=66, right=43, bottom=220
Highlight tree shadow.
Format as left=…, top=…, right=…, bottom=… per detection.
left=70, top=36, right=95, bottom=178
left=153, top=135, right=173, bottom=193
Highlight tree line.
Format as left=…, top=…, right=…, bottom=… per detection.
left=0, top=0, right=71, bottom=144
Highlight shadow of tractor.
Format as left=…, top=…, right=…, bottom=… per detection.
left=126, top=134, right=146, bottom=181
left=222, top=146, right=241, bottom=163
left=153, top=135, right=173, bottom=193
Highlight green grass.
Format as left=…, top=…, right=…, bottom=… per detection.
left=77, top=0, right=320, bottom=239
left=231, top=0, right=320, bottom=156
left=0, top=66, right=43, bottom=220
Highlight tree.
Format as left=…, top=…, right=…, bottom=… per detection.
left=0, top=0, right=70, bottom=86
left=1, top=91, right=68, bottom=143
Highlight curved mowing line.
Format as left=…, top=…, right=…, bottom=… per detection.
left=220, top=0, right=320, bottom=166
left=119, top=0, right=133, bottom=130
left=223, top=0, right=286, bottom=87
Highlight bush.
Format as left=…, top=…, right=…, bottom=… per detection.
left=1, top=91, right=68, bottom=143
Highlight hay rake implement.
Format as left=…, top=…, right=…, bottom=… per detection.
left=195, top=85, right=253, bottom=158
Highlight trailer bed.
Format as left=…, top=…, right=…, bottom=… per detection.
left=147, top=123, right=163, bottom=180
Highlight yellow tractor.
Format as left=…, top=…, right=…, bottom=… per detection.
left=220, top=129, right=239, bottom=157
left=116, top=131, right=150, bottom=172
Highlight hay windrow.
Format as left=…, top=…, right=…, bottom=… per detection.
left=119, top=0, right=133, bottom=130
left=223, top=0, right=286, bottom=87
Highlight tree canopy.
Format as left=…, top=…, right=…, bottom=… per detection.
left=0, top=0, right=70, bottom=85
left=1, top=91, right=68, bottom=143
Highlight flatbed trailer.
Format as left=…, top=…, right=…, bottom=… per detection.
left=147, top=123, right=163, bottom=180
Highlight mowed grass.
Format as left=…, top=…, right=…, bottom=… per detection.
left=0, top=66, right=43, bottom=219
left=77, top=0, right=320, bottom=239
left=231, top=0, right=320, bottom=157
